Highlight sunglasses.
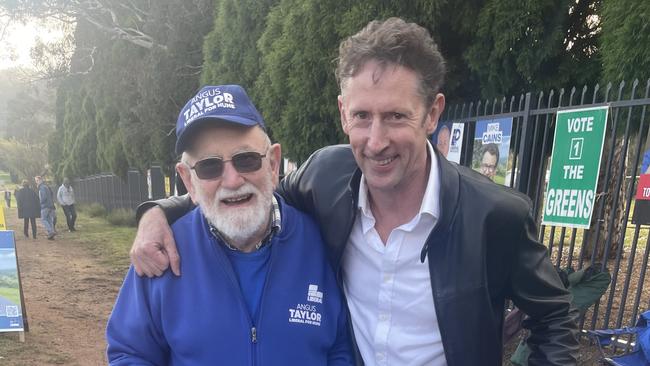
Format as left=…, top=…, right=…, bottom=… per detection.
left=189, top=150, right=268, bottom=180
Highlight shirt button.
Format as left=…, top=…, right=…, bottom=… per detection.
left=383, top=274, right=391, bottom=282
left=379, top=313, right=388, bottom=321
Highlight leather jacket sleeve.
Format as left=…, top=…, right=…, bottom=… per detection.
left=135, top=194, right=195, bottom=224
left=508, top=208, right=580, bottom=365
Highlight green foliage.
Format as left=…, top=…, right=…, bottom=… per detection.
left=3, top=83, right=56, bottom=143
left=601, top=0, right=650, bottom=83
left=255, top=1, right=456, bottom=162
left=201, top=0, right=276, bottom=96
left=465, top=0, right=601, bottom=98
left=106, top=208, right=136, bottom=227
left=50, top=1, right=214, bottom=179
left=0, top=138, right=48, bottom=181
left=255, top=0, right=347, bottom=163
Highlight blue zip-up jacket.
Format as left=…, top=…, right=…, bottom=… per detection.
left=107, top=197, right=353, bottom=365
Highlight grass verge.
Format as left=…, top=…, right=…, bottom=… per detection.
left=69, top=210, right=135, bottom=271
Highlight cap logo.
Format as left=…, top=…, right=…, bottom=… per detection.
left=183, top=88, right=236, bottom=125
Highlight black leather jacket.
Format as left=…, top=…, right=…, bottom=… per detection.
left=141, top=144, right=579, bottom=366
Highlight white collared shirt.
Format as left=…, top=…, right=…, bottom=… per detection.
left=342, top=141, right=447, bottom=366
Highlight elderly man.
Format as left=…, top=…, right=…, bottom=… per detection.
left=130, top=19, right=578, bottom=365
left=106, top=85, right=353, bottom=365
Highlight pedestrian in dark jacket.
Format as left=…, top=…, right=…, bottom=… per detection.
left=3, top=190, right=10, bottom=208
left=15, top=180, right=40, bottom=239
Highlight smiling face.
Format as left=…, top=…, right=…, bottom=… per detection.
left=176, top=124, right=281, bottom=251
left=338, top=60, right=445, bottom=198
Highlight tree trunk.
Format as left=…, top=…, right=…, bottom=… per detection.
left=582, top=136, right=629, bottom=263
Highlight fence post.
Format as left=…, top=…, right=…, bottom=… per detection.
left=127, top=169, right=141, bottom=210
left=515, top=93, right=533, bottom=195
left=149, top=166, right=165, bottom=200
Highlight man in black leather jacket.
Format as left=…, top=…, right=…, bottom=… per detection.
left=131, top=18, right=578, bottom=365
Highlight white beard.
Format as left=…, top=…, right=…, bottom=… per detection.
left=192, top=175, right=274, bottom=248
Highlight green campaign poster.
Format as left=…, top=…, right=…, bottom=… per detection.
left=542, top=106, right=609, bottom=228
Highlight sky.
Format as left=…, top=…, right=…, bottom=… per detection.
left=0, top=249, right=17, bottom=271
left=0, top=16, right=67, bottom=70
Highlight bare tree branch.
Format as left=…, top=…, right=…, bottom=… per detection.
left=2, top=0, right=168, bottom=51
left=0, top=17, right=10, bottom=42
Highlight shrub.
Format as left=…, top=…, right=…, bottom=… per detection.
left=106, top=208, right=136, bottom=227
left=83, top=203, right=108, bottom=218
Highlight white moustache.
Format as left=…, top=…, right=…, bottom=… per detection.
left=216, top=184, right=257, bottom=201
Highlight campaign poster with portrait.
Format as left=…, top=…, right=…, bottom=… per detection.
left=472, top=117, right=513, bottom=185
left=0, top=231, right=25, bottom=332
left=431, top=121, right=463, bottom=164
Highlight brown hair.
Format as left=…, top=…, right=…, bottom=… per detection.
left=335, top=17, right=446, bottom=108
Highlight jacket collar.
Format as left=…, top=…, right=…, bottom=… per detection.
left=431, top=147, right=461, bottom=238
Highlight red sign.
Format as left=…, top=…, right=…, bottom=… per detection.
left=636, top=174, right=650, bottom=201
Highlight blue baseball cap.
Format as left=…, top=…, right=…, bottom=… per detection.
left=175, top=85, right=266, bottom=155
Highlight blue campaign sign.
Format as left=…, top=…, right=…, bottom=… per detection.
left=472, top=117, right=514, bottom=186
left=0, top=231, right=25, bottom=332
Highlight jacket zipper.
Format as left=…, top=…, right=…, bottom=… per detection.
left=210, top=232, right=261, bottom=366
left=251, top=240, right=276, bottom=366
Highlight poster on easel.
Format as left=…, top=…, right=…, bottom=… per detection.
left=0, top=231, right=25, bottom=332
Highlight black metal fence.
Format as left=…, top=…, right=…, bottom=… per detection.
left=444, top=79, right=650, bottom=343
left=74, top=166, right=168, bottom=211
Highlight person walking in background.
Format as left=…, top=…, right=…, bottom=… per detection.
left=57, top=178, right=77, bottom=232
left=3, top=190, right=10, bottom=208
left=35, top=176, right=56, bottom=240
left=15, top=180, right=40, bottom=239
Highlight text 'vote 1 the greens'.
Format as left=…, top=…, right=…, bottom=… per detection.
left=543, top=106, right=609, bottom=228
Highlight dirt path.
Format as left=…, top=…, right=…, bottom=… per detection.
left=0, top=208, right=126, bottom=365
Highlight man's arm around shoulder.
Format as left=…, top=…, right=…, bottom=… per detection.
left=135, top=194, right=194, bottom=224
